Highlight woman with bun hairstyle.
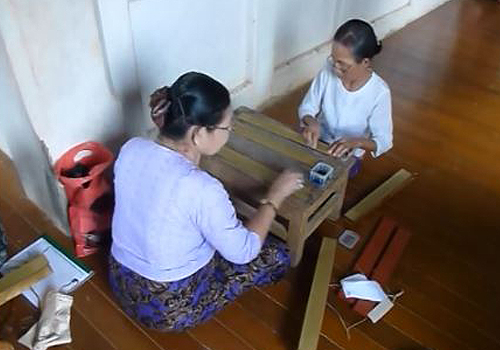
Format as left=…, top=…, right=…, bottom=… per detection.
left=299, top=19, right=393, bottom=176
left=109, top=72, right=303, bottom=331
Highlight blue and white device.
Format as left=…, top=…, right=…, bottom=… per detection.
left=309, top=162, right=334, bottom=188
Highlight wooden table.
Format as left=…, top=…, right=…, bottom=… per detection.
left=201, top=107, right=354, bottom=266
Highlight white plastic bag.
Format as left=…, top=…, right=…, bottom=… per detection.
left=18, top=290, right=73, bottom=350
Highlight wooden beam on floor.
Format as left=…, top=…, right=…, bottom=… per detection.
left=0, top=341, right=14, bottom=350
left=353, top=227, right=412, bottom=316
left=344, top=169, right=414, bottom=222
left=338, top=216, right=396, bottom=304
left=297, top=237, right=337, bottom=350
left=0, top=254, right=51, bottom=306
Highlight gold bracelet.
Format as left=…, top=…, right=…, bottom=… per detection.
left=302, top=116, right=314, bottom=127
left=259, top=198, right=279, bottom=213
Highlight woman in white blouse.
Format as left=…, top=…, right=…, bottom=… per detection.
left=299, top=19, right=392, bottom=176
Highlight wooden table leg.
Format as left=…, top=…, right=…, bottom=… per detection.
left=328, top=174, right=348, bottom=221
left=287, top=216, right=307, bottom=267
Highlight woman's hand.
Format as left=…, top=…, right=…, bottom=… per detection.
left=266, top=170, right=304, bottom=208
left=328, top=137, right=376, bottom=158
left=246, top=170, right=303, bottom=242
left=328, top=138, right=359, bottom=158
left=301, top=116, right=321, bottom=149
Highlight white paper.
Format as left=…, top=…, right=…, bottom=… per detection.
left=340, top=273, right=386, bottom=302
left=367, top=296, right=394, bottom=323
left=341, top=273, right=367, bottom=283
left=0, top=237, right=92, bottom=307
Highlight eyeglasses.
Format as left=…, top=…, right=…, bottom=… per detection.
left=209, top=125, right=234, bottom=133
left=327, top=55, right=354, bottom=73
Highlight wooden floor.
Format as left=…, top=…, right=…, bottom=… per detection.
left=1, top=0, right=500, bottom=349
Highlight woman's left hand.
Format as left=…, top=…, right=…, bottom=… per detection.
left=328, top=138, right=362, bottom=158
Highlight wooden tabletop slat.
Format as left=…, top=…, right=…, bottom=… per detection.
left=235, top=107, right=331, bottom=154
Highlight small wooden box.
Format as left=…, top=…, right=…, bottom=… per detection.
left=201, top=107, right=353, bottom=266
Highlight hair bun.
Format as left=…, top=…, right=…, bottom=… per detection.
left=150, top=86, right=172, bottom=129
left=375, top=40, right=383, bottom=55
left=149, top=86, right=171, bottom=109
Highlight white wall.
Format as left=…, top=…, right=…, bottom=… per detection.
left=0, top=0, right=450, bottom=223
left=268, top=0, right=451, bottom=98
left=1, top=0, right=451, bottom=161
left=0, top=0, right=128, bottom=161
left=0, top=32, right=68, bottom=232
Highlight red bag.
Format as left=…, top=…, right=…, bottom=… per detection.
left=54, top=142, right=114, bottom=257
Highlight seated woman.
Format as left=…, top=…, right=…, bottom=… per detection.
left=299, top=19, right=393, bottom=176
left=109, top=72, right=303, bottom=332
